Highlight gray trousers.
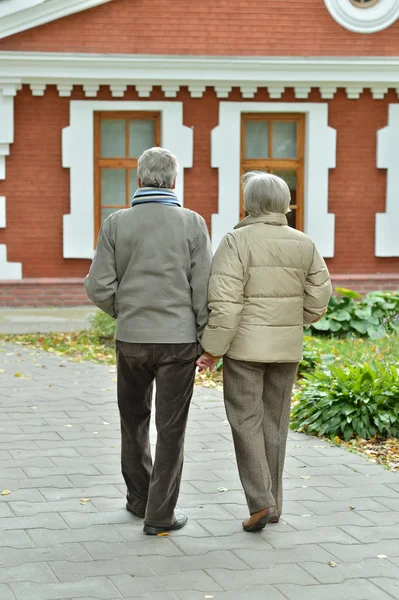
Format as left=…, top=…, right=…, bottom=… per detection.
left=116, top=341, right=198, bottom=527
left=223, top=357, right=298, bottom=515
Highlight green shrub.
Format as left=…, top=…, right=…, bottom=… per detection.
left=89, top=311, right=116, bottom=340
left=311, top=288, right=399, bottom=339
left=291, top=361, right=399, bottom=441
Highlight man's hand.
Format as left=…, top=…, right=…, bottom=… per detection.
left=196, top=353, right=220, bottom=372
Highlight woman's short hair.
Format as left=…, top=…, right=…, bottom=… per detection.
left=137, top=147, right=179, bottom=188
left=242, top=171, right=291, bottom=216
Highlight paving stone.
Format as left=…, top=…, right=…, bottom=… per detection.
left=27, top=525, right=124, bottom=547
left=0, top=562, right=57, bottom=584
left=170, top=532, right=273, bottom=555
left=378, top=498, right=399, bottom=511
left=50, top=555, right=153, bottom=581
left=9, top=499, right=99, bottom=516
left=300, top=498, right=392, bottom=515
left=222, top=501, right=307, bottom=519
left=322, top=540, right=399, bottom=562
left=370, top=578, right=399, bottom=600
left=60, top=508, right=135, bottom=528
left=1, top=475, right=73, bottom=491
left=111, top=571, right=223, bottom=597
left=39, top=485, right=123, bottom=502
left=266, top=526, right=360, bottom=549
left=207, top=564, right=317, bottom=589
left=175, top=588, right=286, bottom=600
left=143, top=549, right=248, bottom=575
left=2, top=513, right=69, bottom=531
left=1, top=530, right=35, bottom=549
left=277, top=579, right=394, bottom=600
left=235, top=544, right=337, bottom=568
left=9, top=447, right=81, bottom=459
left=0, top=543, right=92, bottom=567
left=177, top=504, right=236, bottom=521
left=344, top=525, right=399, bottom=543
left=282, top=510, right=373, bottom=530
left=0, top=584, right=17, bottom=600
left=0, top=502, right=14, bottom=517
left=301, top=558, right=399, bottom=584
left=356, top=510, right=399, bottom=526
left=22, top=465, right=101, bottom=477
left=10, top=577, right=121, bottom=600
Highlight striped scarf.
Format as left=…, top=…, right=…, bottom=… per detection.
left=131, top=187, right=181, bottom=208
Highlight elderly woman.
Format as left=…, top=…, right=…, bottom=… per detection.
left=198, top=172, right=331, bottom=532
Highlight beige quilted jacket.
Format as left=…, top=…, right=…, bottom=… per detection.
left=201, top=213, right=332, bottom=363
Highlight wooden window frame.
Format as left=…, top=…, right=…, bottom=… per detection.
left=240, top=113, right=305, bottom=230
left=94, top=111, right=161, bottom=241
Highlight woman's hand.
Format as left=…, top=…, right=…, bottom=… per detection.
left=196, top=353, right=220, bottom=372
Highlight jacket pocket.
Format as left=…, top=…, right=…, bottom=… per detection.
left=172, top=343, right=199, bottom=361
left=116, top=341, right=142, bottom=358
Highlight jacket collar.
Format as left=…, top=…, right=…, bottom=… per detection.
left=234, top=212, right=288, bottom=230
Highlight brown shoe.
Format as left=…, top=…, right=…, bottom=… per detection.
left=242, top=506, right=279, bottom=532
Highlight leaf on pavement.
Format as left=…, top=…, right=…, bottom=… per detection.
left=328, top=561, right=337, bottom=568
left=80, top=497, right=91, bottom=505
left=1, top=490, right=11, bottom=496
left=217, top=487, right=229, bottom=493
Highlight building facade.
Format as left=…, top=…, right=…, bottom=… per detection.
left=0, top=0, right=398, bottom=305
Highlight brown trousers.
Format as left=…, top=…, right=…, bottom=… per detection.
left=223, top=357, right=298, bottom=516
left=116, top=341, right=198, bottom=527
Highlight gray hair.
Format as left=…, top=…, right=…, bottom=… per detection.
left=137, top=147, right=179, bottom=188
left=242, top=171, right=291, bottom=216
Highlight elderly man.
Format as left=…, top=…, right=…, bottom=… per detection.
left=85, top=147, right=212, bottom=535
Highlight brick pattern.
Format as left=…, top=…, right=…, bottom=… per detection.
left=0, top=0, right=399, bottom=55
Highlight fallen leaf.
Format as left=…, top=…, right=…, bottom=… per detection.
left=92, top=432, right=98, bottom=435
left=103, top=421, right=110, bottom=425
left=377, top=554, right=388, bottom=559
left=80, top=497, right=91, bottom=505
left=112, top=378, right=117, bottom=383
left=157, top=532, right=169, bottom=537
left=14, top=372, right=22, bottom=378
left=64, top=424, right=72, bottom=428
left=217, top=487, right=229, bottom=493
left=1, top=490, right=11, bottom=496
left=29, top=406, right=38, bottom=411
left=300, top=476, right=311, bottom=480
left=349, top=505, right=356, bottom=510
left=205, top=596, right=214, bottom=599
left=328, top=561, right=337, bottom=568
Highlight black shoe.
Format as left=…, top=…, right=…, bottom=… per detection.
left=143, top=514, right=188, bottom=535
left=126, top=503, right=145, bottom=519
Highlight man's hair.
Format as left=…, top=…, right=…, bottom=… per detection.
left=137, top=147, right=179, bottom=188
left=242, top=171, right=291, bottom=216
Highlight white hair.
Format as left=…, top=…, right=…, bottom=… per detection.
left=242, top=171, right=291, bottom=216
left=137, top=147, right=179, bottom=188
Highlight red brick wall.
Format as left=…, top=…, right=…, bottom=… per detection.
left=1, top=85, right=399, bottom=281
left=1, top=0, right=399, bottom=56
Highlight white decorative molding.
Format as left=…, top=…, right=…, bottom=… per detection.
left=0, top=53, right=399, bottom=94
left=211, top=102, right=336, bottom=258
left=0, top=196, right=5, bottom=228
left=346, top=86, right=363, bottom=99
left=83, top=83, right=99, bottom=97
left=240, top=86, right=257, bottom=99
left=0, top=245, right=22, bottom=279
left=161, top=84, right=180, bottom=98
left=214, top=85, right=232, bottom=99
left=0, top=0, right=113, bottom=39
left=294, top=86, right=311, bottom=99
left=109, top=83, right=126, bottom=98
left=135, top=84, right=152, bottom=98
left=371, top=86, right=388, bottom=100
left=188, top=85, right=206, bottom=98
left=376, top=104, right=399, bottom=256
left=62, top=101, right=193, bottom=259
left=324, top=0, right=399, bottom=34
left=57, top=83, right=73, bottom=97
left=319, top=86, right=337, bottom=99
left=30, top=82, right=46, bottom=96
left=267, top=85, right=285, bottom=99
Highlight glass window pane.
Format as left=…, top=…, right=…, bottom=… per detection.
left=101, top=207, right=124, bottom=223
left=101, top=120, right=126, bottom=158
left=101, top=169, right=126, bottom=206
left=272, top=169, right=297, bottom=205
left=244, top=121, right=269, bottom=158
left=129, top=168, right=138, bottom=201
left=129, top=120, right=155, bottom=157
left=272, top=121, right=297, bottom=158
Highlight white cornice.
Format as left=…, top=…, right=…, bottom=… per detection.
left=0, top=52, right=399, bottom=87
left=0, top=0, right=112, bottom=39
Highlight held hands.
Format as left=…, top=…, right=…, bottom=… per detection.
left=196, top=352, right=220, bottom=372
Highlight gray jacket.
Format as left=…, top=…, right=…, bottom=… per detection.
left=85, top=204, right=213, bottom=343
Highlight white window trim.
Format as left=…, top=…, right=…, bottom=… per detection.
left=62, top=101, right=193, bottom=259
left=324, top=0, right=399, bottom=34
left=0, top=85, right=22, bottom=279
left=0, top=0, right=113, bottom=39
left=211, top=102, right=336, bottom=257
left=376, top=104, right=399, bottom=256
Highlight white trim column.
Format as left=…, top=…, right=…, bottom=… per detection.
left=62, top=100, right=193, bottom=259
left=211, top=102, right=336, bottom=257
left=0, top=80, right=22, bottom=279
left=376, top=104, right=399, bottom=256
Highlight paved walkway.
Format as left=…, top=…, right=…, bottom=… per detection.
left=0, top=308, right=96, bottom=335
left=1, top=342, right=399, bottom=600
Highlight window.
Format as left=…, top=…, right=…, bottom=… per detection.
left=94, top=111, right=161, bottom=239
left=241, top=114, right=305, bottom=230
left=350, top=0, right=380, bottom=7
